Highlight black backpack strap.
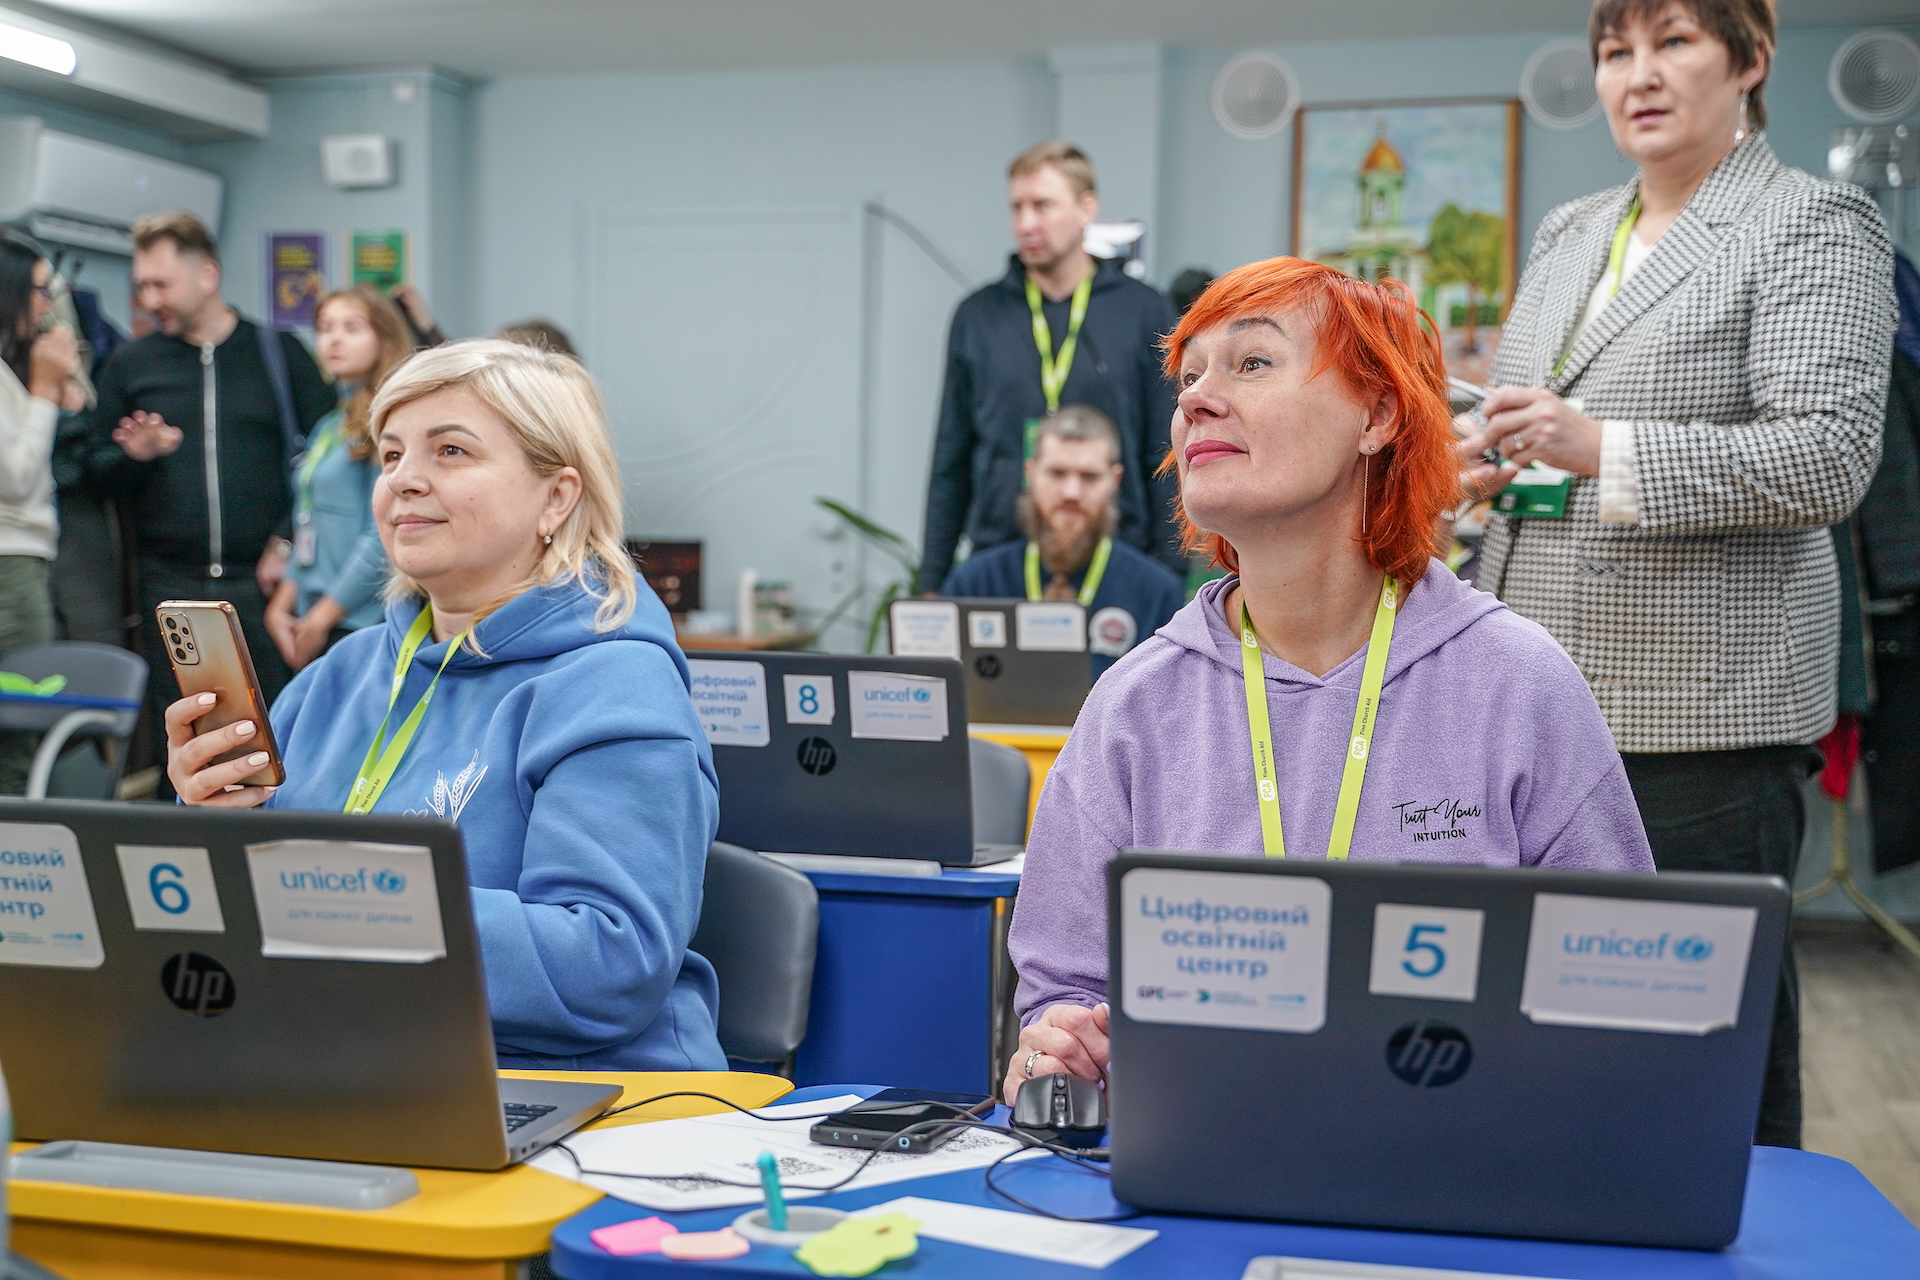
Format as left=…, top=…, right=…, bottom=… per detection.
left=254, top=320, right=304, bottom=471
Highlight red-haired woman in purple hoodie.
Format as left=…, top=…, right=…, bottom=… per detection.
left=1003, top=258, right=1654, bottom=1102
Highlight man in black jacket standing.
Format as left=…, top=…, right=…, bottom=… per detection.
left=76, top=213, right=332, bottom=777
left=921, top=141, right=1182, bottom=590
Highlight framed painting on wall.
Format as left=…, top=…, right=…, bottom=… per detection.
left=1291, top=99, right=1521, bottom=385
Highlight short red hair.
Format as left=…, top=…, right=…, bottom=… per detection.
left=1159, top=257, right=1457, bottom=587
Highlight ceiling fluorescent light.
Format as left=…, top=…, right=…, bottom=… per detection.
left=0, top=21, right=75, bottom=77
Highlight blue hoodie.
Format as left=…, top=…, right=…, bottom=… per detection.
left=266, top=575, right=725, bottom=1072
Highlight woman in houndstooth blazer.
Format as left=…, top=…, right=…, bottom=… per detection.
left=1457, top=0, right=1896, bottom=1150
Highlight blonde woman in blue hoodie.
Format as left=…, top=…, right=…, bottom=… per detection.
left=165, top=340, right=724, bottom=1072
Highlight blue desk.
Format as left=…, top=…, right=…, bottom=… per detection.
left=548, top=1087, right=1920, bottom=1279
left=791, top=868, right=1021, bottom=1095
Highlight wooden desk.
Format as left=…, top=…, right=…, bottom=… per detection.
left=9, top=1070, right=792, bottom=1280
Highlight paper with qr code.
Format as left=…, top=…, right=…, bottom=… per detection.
left=528, top=1094, right=1042, bottom=1211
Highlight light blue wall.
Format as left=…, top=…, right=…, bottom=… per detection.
left=184, top=71, right=469, bottom=336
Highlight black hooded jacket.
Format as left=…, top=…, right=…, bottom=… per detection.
left=920, top=256, right=1181, bottom=588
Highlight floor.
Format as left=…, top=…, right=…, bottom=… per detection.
left=1798, top=920, right=1920, bottom=1224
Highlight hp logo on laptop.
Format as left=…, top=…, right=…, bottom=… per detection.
left=796, top=736, right=837, bottom=776
left=161, top=952, right=235, bottom=1018
left=1386, top=1020, right=1471, bottom=1088
left=974, top=654, right=1002, bottom=680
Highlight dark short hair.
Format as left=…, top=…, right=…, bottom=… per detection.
left=131, top=212, right=219, bottom=264
left=494, top=317, right=578, bottom=359
left=1589, top=0, right=1775, bottom=128
left=1034, top=404, right=1120, bottom=466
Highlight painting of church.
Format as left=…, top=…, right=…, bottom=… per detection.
left=1292, top=99, right=1519, bottom=381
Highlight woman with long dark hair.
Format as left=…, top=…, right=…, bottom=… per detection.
left=265, top=285, right=414, bottom=670
left=0, top=232, right=78, bottom=792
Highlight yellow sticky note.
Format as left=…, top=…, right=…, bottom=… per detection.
left=793, top=1212, right=921, bottom=1276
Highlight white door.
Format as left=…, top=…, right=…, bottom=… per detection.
left=589, top=205, right=863, bottom=641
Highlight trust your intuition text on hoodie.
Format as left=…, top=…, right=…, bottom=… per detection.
left=1009, top=561, right=1655, bottom=1024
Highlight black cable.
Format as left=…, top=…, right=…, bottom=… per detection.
left=556, top=1090, right=1136, bottom=1222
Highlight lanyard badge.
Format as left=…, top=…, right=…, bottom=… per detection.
left=1025, top=537, right=1111, bottom=606
left=344, top=607, right=468, bottom=814
left=1240, top=577, right=1399, bottom=860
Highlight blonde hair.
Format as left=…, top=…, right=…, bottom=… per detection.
left=368, top=339, right=636, bottom=635
left=316, top=286, right=414, bottom=461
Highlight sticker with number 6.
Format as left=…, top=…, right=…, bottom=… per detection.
left=116, top=845, right=226, bottom=934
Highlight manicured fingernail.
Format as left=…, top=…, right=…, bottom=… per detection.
left=233, top=721, right=254, bottom=737
left=198, top=693, right=216, bottom=706
left=247, top=753, right=269, bottom=766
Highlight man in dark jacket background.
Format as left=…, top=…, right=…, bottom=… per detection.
left=921, top=141, right=1182, bottom=589
left=74, top=213, right=331, bottom=782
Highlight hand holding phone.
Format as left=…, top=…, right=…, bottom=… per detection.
left=159, top=602, right=285, bottom=806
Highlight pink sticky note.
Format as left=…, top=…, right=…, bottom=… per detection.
left=591, top=1216, right=680, bottom=1256
left=659, top=1227, right=752, bottom=1261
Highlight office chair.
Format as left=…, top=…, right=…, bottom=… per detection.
left=968, top=736, right=1031, bottom=846
left=689, top=841, right=819, bottom=1077
left=0, top=643, right=147, bottom=799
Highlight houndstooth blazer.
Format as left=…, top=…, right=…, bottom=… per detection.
left=1477, top=137, right=1896, bottom=754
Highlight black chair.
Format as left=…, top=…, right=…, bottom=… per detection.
left=689, top=841, right=819, bottom=1077
left=969, top=736, right=1032, bottom=846
left=0, top=642, right=147, bottom=799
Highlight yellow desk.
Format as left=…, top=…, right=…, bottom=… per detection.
left=10, top=1070, right=791, bottom=1280
left=970, top=724, right=1070, bottom=835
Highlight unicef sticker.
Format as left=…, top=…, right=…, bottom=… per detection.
left=245, top=840, right=445, bottom=964
left=1519, top=893, right=1758, bottom=1035
left=1087, top=606, right=1138, bottom=658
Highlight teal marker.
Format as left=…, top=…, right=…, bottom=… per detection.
left=757, top=1149, right=787, bottom=1231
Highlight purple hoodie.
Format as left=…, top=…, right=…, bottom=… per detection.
left=1009, top=560, right=1655, bottom=1023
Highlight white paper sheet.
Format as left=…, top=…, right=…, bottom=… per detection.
left=1120, top=867, right=1331, bottom=1033
left=855, top=1196, right=1158, bottom=1269
left=687, top=659, right=771, bottom=747
left=890, top=601, right=961, bottom=658
left=0, top=821, right=102, bottom=968
left=1244, top=1259, right=1564, bottom=1280
left=244, top=840, right=445, bottom=963
left=1520, top=893, right=1757, bottom=1034
left=848, top=670, right=949, bottom=742
left=527, top=1095, right=1042, bottom=1211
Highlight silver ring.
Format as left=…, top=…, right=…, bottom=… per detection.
left=1022, top=1048, right=1045, bottom=1078
left=1512, top=436, right=1527, bottom=452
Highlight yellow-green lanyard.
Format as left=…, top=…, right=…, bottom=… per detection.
left=295, top=417, right=342, bottom=519
left=1239, top=577, right=1400, bottom=859
left=1025, top=536, right=1111, bottom=606
left=1553, top=192, right=1642, bottom=379
left=344, top=607, right=468, bottom=814
left=1025, top=271, right=1094, bottom=413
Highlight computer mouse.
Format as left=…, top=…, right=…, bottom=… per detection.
left=1011, top=1072, right=1106, bottom=1148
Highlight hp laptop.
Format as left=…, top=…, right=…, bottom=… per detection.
left=889, top=597, right=1091, bottom=727
left=1107, top=851, right=1789, bottom=1249
left=685, top=650, right=1017, bottom=867
left=0, top=799, right=620, bottom=1171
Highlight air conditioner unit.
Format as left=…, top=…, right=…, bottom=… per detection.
left=0, top=116, right=223, bottom=254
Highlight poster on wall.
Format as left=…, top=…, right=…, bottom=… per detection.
left=1292, top=99, right=1520, bottom=386
left=268, top=233, right=326, bottom=328
left=350, top=231, right=408, bottom=294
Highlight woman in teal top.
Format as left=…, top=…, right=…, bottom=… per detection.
left=266, top=286, right=416, bottom=670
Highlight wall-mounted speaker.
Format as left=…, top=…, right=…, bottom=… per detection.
left=1829, top=30, right=1920, bottom=125
left=320, top=133, right=395, bottom=189
left=1520, top=39, right=1602, bottom=131
left=1211, top=51, right=1299, bottom=142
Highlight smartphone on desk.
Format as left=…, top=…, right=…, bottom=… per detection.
left=809, top=1089, right=995, bottom=1154
left=156, top=601, right=285, bottom=788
